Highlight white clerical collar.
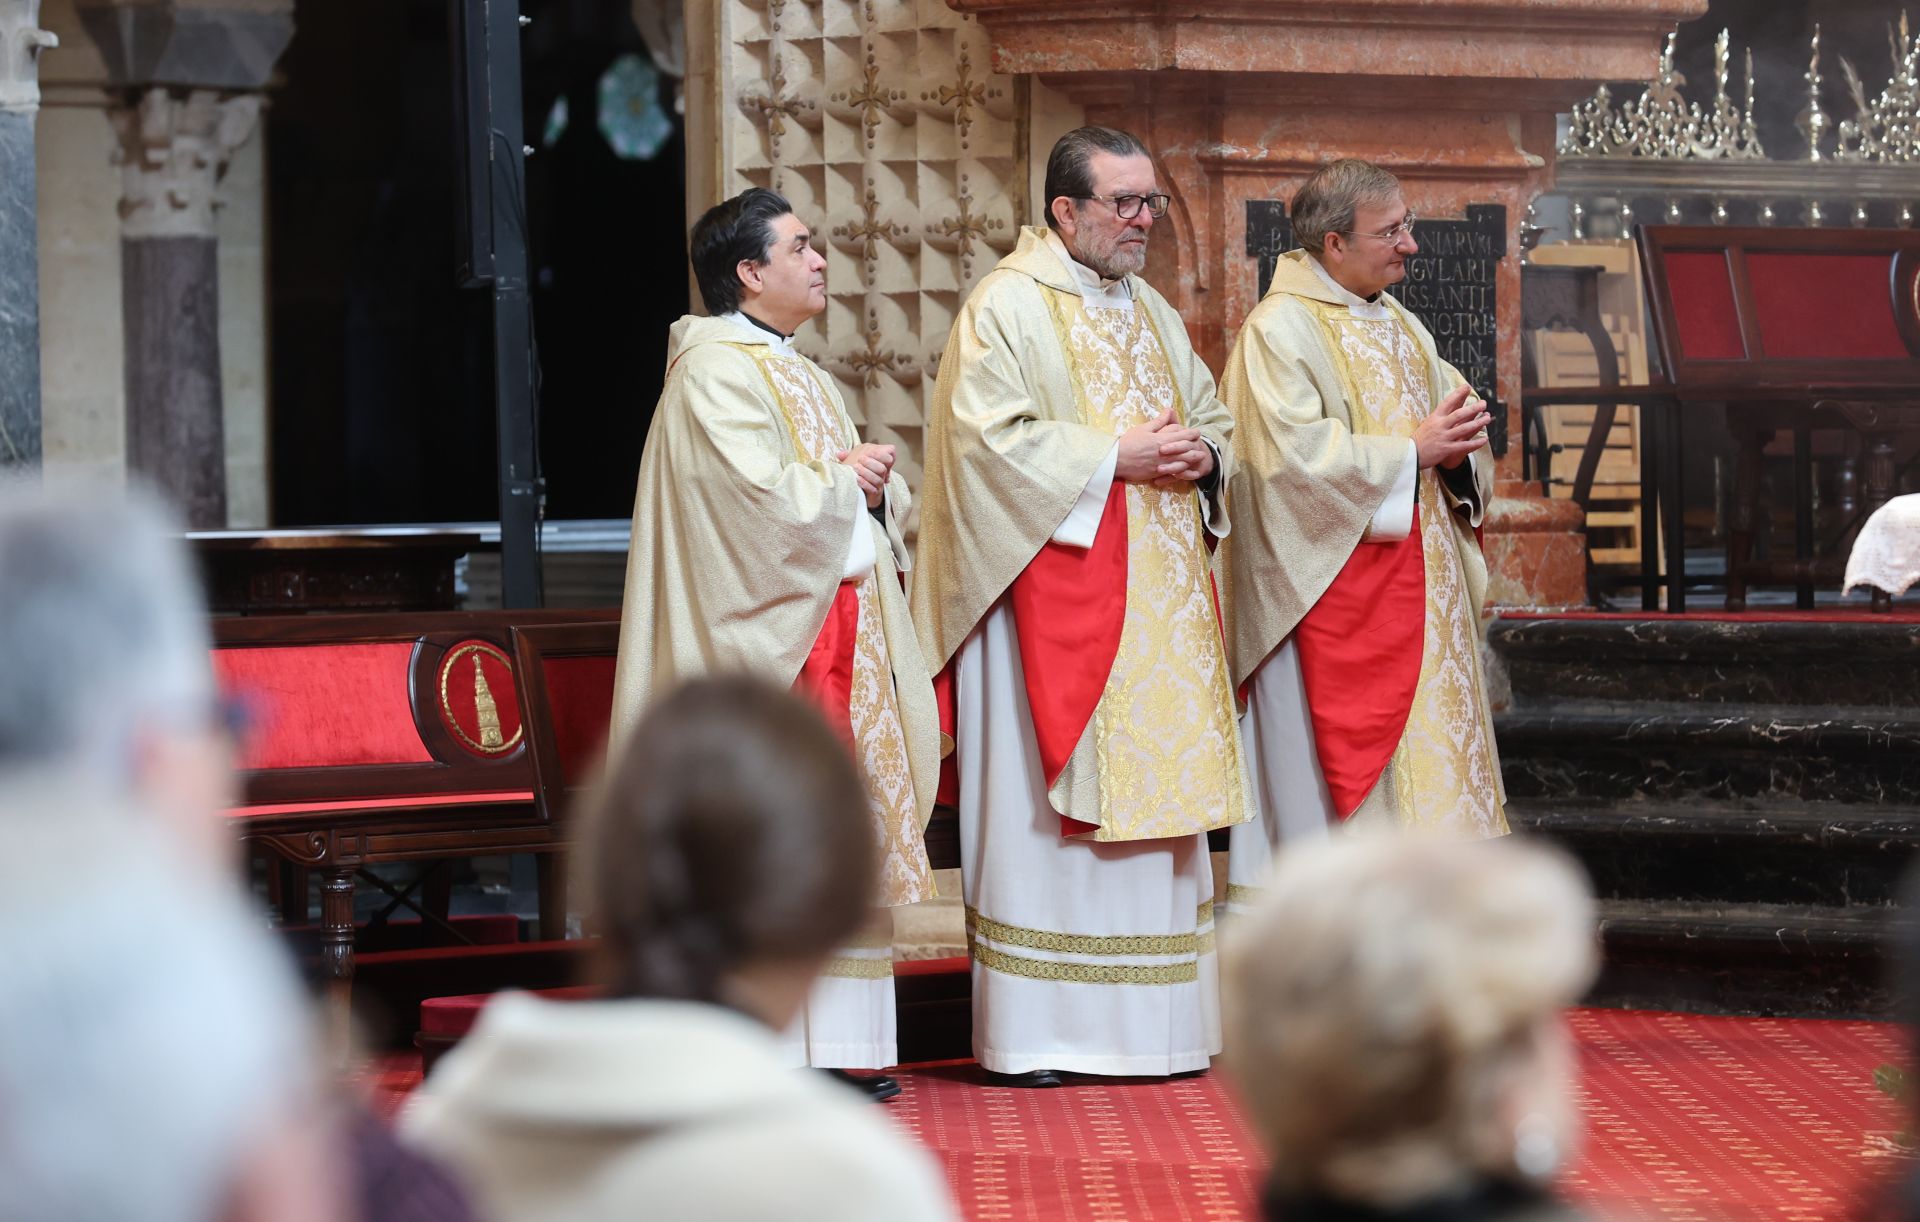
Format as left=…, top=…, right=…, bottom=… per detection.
left=1306, top=253, right=1393, bottom=320
left=721, top=310, right=797, bottom=355
left=1043, top=229, right=1134, bottom=308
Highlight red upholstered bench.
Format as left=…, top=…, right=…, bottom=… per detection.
left=213, top=610, right=619, bottom=1041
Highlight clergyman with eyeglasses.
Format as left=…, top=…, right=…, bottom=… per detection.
left=1216, top=157, right=1509, bottom=911
left=909, top=126, right=1249, bottom=1087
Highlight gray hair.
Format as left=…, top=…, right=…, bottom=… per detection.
left=0, top=809, right=315, bottom=1221
left=1291, top=158, right=1403, bottom=254
left=0, top=480, right=212, bottom=777
left=1223, top=835, right=1596, bottom=1207
left=1043, top=125, right=1150, bottom=231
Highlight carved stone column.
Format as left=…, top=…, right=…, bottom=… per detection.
left=0, top=1, right=57, bottom=472
left=110, top=88, right=259, bottom=526
left=953, top=0, right=1705, bottom=609
left=77, top=0, right=291, bottom=526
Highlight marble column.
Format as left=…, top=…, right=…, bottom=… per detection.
left=952, top=0, right=1705, bottom=609
left=110, top=87, right=258, bottom=527
left=0, top=1, right=57, bottom=472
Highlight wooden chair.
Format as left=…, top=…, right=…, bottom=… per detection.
left=1637, top=225, right=1920, bottom=611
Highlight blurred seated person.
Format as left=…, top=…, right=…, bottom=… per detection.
left=0, top=481, right=474, bottom=1222
left=0, top=809, right=348, bottom=1222
left=1224, top=836, right=1598, bottom=1222
left=403, top=677, right=959, bottom=1222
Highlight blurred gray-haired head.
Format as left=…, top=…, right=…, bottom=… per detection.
left=1223, top=834, right=1597, bottom=1208
left=0, top=479, right=212, bottom=779
left=0, top=810, right=321, bottom=1221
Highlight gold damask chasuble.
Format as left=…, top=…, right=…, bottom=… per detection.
left=752, top=347, right=931, bottom=903
left=1041, top=289, right=1248, bottom=843
left=1311, top=302, right=1506, bottom=836
left=611, top=316, right=940, bottom=908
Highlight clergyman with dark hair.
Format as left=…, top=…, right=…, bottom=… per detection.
left=609, top=188, right=943, bottom=1101
left=909, top=126, right=1248, bottom=1085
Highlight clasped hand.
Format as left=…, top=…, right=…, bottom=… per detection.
left=1115, top=407, right=1212, bottom=487
left=836, top=442, right=896, bottom=509
left=1413, top=385, right=1491, bottom=470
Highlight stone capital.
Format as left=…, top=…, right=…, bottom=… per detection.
left=77, top=0, right=293, bottom=92
left=0, top=1, right=60, bottom=115
left=110, top=87, right=260, bottom=239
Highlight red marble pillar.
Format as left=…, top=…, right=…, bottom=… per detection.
left=953, top=0, right=1704, bottom=608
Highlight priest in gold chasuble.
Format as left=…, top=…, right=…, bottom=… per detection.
left=911, top=128, right=1248, bottom=1083
left=1218, top=159, right=1508, bottom=920
left=611, top=190, right=941, bottom=1088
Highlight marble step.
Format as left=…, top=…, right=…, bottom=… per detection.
left=1488, top=616, right=1920, bottom=712
left=1589, top=898, right=1894, bottom=1018
left=1495, top=702, right=1920, bottom=806
left=1510, top=800, right=1920, bottom=908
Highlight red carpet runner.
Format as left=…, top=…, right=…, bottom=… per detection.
left=358, top=1008, right=1913, bottom=1220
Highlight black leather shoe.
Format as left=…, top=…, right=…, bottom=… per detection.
left=825, top=1068, right=903, bottom=1102
left=984, top=1068, right=1064, bottom=1088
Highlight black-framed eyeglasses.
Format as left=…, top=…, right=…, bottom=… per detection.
left=1341, top=213, right=1418, bottom=243
left=1076, top=193, right=1171, bottom=220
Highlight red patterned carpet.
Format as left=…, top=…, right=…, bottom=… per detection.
left=357, top=1008, right=1915, bottom=1220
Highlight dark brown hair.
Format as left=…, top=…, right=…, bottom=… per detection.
left=1044, top=125, right=1150, bottom=231
left=586, top=675, right=875, bottom=1005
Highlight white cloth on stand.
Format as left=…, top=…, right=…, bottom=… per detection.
left=1845, top=493, right=1920, bottom=599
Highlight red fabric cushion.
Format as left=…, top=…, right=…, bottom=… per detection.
left=1293, top=509, right=1427, bottom=819
left=894, top=955, right=968, bottom=978
left=224, top=790, right=532, bottom=819
left=1665, top=251, right=1746, bottom=360
left=1747, top=251, right=1909, bottom=359
left=418, top=984, right=602, bottom=1036
left=215, top=643, right=432, bottom=769
left=541, top=654, right=619, bottom=786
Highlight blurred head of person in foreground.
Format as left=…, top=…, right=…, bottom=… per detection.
left=1224, top=835, right=1598, bottom=1222
left=403, top=676, right=957, bottom=1221
left=0, top=478, right=235, bottom=866
left=0, top=812, right=345, bottom=1222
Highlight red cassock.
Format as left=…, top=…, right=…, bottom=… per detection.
left=931, top=487, right=1228, bottom=837
left=1288, top=508, right=1427, bottom=819
left=792, top=582, right=862, bottom=749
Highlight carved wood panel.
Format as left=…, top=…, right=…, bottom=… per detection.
left=715, top=0, right=1028, bottom=525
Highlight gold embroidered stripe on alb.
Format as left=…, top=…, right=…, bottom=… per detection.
left=966, top=907, right=1199, bottom=957
left=821, top=955, right=894, bottom=980
left=971, top=941, right=1199, bottom=985
left=1224, top=883, right=1263, bottom=907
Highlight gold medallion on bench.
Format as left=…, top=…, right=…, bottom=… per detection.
left=436, top=640, right=524, bottom=756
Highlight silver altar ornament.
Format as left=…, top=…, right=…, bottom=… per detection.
left=1558, top=29, right=1766, bottom=161
left=1836, top=11, right=1920, bottom=163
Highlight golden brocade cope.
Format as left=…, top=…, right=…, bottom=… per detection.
left=914, top=226, right=1248, bottom=842
left=1219, top=250, right=1505, bottom=837
left=611, top=315, right=940, bottom=905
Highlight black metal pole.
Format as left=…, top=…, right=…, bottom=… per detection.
left=482, top=0, right=541, bottom=607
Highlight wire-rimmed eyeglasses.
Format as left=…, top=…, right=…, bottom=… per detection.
left=1342, top=213, right=1418, bottom=243
left=1076, top=192, right=1171, bottom=220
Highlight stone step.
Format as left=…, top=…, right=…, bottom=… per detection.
left=1589, top=898, right=1894, bottom=1018
left=1511, top=800, right=1920, bottom=908
left=1488, top=616, right=1920, bottom=713
left=1495, top=703, right=1920, bottom=806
